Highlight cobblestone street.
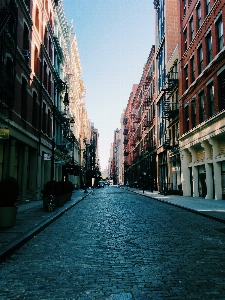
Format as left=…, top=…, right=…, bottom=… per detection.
left=1, top=187, right=225, bottom=299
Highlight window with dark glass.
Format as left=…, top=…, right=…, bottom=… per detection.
left=184, top=28, right=187, bottom=51
left=190, top=56, right=195, bottom=83
left=21, top=78, right=27, bottom=120
left=207, top=83, right=214, bottom=117
left=23, top=23, right=29, bottom=51
left=184, top=65, right=188, bottom=90
left=197, top=4, right=201, bottom=30
left=185, top=105, right=189, bottom=132
left=198, top=46, right=203, bottom=75
left=42, top=103, right=46, bottom=133
left=44, top=62, right=47, bottom=89
left=206, top=0, right=210, bottom=15
left=191, top=99, right=196, bottom=127
left=206, top=32, right=212, bottom=64
left=217, top=17, right=224, bottom=53
left=32, top=92, right=38, bottom=128
left=218, top=70, right=225, bottom=112
left=190, top=17, right=194, bottom=41
left=199, top=91, right=205, bottom=123
left=183, top=0, right=186, bottom=15
left=48, top=71, right=52, bottom=96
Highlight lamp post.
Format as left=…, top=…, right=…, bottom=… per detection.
left=143, top=172, right=146, bottom=193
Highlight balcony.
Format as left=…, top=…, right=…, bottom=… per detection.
left=123, top=138, right=128, bottom=145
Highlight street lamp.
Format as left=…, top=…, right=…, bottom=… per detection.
left=143, top=172, right=146, bottom=193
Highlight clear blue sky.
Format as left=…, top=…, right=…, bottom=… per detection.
left=63, top=0, right=155, bottom=170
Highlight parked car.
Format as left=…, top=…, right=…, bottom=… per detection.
left=97, top=181, right=105, bottom=188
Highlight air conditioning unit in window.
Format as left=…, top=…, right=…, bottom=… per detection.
left=23, top=50, right=30, bottom=60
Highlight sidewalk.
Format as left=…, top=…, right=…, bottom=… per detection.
left=127, top=187, right=225, bottom=223
left=0, top=189, right=92, bottom=262
left=1, top=187, right=225, bottom=262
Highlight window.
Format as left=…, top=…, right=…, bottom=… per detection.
left=199, top=91, right=205, bottom=123
left=183, top=0, right=186, bottom=15
left=23, top=23, right=29, bottom=51
left=35, top=7, right=39, bottom=31
left=206, top=0, right=210, bottom=15
left=42, top=103, right=46, bottom=133
left=184, top=28, right=187, bottom=51
left=185, top=105, right=189, bottom=132
left=21, top=78, right=27, bottom=120
left=44, top=62, right=47, bottom=89
left=32, top=92, right=38, bottom=128
left=217, top=17, right=224, bottom=53
left=190, top=56, right=195, bottom=83
left=218, top=70, right=225, bottom=111
left=206, top=32, right=212, bottom=64
left=184, top=65, right=188, bottom=90
left=207, top=83, right=214, bottom=117
left=198, top=45, right=203, bottom=75
left=48, top=71, right=51, bottom=96
left=191, top=99, right=196, bottom=127
left=190, top=17, right=194, bottom=41
left=197, top=4, right=201, bottom=30
left=34, top=46, right=39, bottom=76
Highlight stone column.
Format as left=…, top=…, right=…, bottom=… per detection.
left=201, top=141, right=213, bottom=199
left=189, top=147, right=199, bottom=197
left=209, top=138, right=222, bottom=200
left=181, top=149, right=192, bottom=196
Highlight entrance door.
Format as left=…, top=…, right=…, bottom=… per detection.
left=199, top=173, right=207, bottom=198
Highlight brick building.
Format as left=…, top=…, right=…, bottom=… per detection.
left=179, top=0, right=225, bottom=199
left=0, top=0, right=96, bottom=201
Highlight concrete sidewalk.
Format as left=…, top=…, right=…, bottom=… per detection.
left=0, top=189, right=92, bottom=262
left=127, top=187, right=225, bottom=223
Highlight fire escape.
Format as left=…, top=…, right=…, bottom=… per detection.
left=162, top=74, right=178, bottom=149
left=0, top=0, right=18, bottom=111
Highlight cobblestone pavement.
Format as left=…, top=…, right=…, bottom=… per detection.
left=1, top=187, right=225, bottom=299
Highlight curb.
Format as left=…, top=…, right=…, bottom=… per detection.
left=0, top=191, right=92, bottom=262
left=127, top=188, right=225, bottom=225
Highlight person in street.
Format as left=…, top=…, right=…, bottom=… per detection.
left=126, top=181, right=129, bottom=189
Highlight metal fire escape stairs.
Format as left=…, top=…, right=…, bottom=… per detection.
left=162, top=76, right=178, bottom=149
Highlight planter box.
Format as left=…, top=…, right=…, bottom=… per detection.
left=0, top=206, right=18, bottom=227
left=56, top=195, right=65, bottom=207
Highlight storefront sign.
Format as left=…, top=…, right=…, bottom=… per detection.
left=44, top=153, right=52, bottom=160
left=0, top=129, right=9, bottom=139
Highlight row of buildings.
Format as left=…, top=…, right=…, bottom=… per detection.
left=0, top=0, right=99, bottom=201
left=109, top=0, right=225, bottom=200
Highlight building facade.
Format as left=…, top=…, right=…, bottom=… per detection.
left=0, top=0, right=96, bottom=201
left=123, top=47, right=156, bottom=190
left=179, top=0, right=225, bottom=199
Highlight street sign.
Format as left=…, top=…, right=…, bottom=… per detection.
left=44, top=153, right=52, bottom=160
left=0, top=129, right=9, bottom=139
